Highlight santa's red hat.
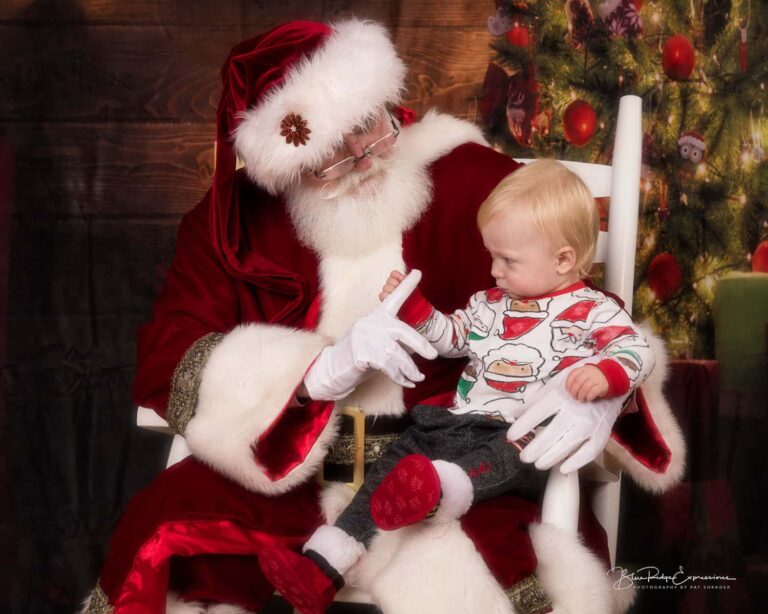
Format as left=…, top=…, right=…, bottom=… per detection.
left=222, top=19, right=406, bottom=195
left=209, top=19, right=407, bottom=280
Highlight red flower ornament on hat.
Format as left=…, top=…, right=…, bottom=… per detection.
left=280, top=113, right=311, bottom=147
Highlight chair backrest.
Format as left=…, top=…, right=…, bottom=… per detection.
left=514, top=95, right=643, bottom=311
left=515, top=95, right=643, bottom=567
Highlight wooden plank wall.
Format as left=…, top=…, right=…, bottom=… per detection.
left=0, top=1, right=496, bottom=610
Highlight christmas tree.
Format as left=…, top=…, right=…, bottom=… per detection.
left=481, top=0, right=768, bottom=358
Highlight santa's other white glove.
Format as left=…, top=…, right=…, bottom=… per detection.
left=304, top=270, right=438, bottom=401
left=507, top=367, right=627, bottom=474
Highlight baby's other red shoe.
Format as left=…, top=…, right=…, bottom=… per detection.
left=259, top=546, right=342, bottom=614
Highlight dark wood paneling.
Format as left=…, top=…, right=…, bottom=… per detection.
left=1, top=23, right=493, bottom=122
left=90, top=218, right=181, bottom=318
left=326, top=0, right=490, bottom=27
left=0, top=24, right=240, bottom=122
left=0, top=0, right=488, bottom=27
left=0, top=0, right=323, bottom=26
left=11, top=122, right=214, bottom=217
left=397, top=27, right=494, bottom=119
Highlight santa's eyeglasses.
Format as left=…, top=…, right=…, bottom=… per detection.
left=312, top=110, right=399, bottom=181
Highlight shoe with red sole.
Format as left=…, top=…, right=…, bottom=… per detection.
left=259, top=546, right=342, bottom=614
left=370, top=453, right=441, bottom=530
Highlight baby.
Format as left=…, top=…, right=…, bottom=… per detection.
left=259, top=159, right=654, bottom=613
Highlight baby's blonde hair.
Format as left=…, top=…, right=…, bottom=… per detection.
left=477, top=159, right=599, bottom=278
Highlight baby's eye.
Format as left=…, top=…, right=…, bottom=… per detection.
left=504, top=257, right=516, bottom=265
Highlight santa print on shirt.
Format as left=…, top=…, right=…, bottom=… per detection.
left=414, top=281, right=654, bottom=422
left=499, top=298, right=550, bottom=340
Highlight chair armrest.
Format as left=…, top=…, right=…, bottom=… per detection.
left=541, top=454, right=622, bottom=567
left=137, top=406, right=192, bottom=467
left=137, top=406, right=175, bottom=434
left=579, top=450, right=621, bottom=483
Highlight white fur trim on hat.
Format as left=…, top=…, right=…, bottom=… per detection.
left=234, top=19, right=406, bottom=194
left=183, top=323, right=339, bottom=495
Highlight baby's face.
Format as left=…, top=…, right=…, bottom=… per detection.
left=481, top=212, right=573, bottom=299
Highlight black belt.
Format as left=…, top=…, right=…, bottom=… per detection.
left=319, top=406, right=412, bottom=490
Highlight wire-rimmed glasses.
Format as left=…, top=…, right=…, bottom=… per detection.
left=312, top=110, right=400, bottom=180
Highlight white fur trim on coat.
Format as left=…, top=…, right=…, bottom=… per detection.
left=319, top=482, right=634, bottom=613
left=319, top=483, right=513, bottom=613
left=184, top=323, right=339, bottom=495
left=235, top=19, right=406, bottom=194
left=531, top=522, right=634, bottom=614
left=605, top=326, right=686, bottom=493
left=397, top=109, right=488, bottom=170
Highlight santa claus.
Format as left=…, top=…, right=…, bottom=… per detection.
left=82, top=19, right=684, bottom=614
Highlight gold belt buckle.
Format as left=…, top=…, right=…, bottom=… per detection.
left=318, top=405, right=366, bottom=492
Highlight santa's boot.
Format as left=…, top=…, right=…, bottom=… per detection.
left=258, top=525, right=364, bottom=614
left=370, top=454, right=473, bottom=530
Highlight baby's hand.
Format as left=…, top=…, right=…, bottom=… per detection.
left=565, top=365, right=609, bottom=402
left=379, top=270, right=407, bottom=302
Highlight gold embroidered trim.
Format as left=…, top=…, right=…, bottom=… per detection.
left=325, top=433, right=401, bottom=466
left=84, top=583, right=113, bottom=614
left=505, top=575, right=553, bottom=614
left=167, top=332, right=224, bottom=434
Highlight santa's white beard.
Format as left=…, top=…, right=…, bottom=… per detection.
left=285, top=154, right=431, bottom=258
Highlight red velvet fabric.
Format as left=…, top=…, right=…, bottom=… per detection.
left=98, top=459, right=322, bottom=611
left=612, top=388, right=672, bottom=473
left=212, top=21, right=331, bottom=285
left=461, top=496, right=541, bottom=587
left=254, top=393, right=335, bottom=480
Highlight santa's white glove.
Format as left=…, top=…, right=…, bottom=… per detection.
left=507, top=366, right=627, bottom=474
left=303, top=270, right=438, bottom=401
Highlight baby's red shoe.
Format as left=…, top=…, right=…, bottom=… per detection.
left=370, top=453, right=441, bottom=530
left=259, top=546, right=342, bottom=614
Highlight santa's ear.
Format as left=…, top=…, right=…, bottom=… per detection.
left=556, top=245, right=577, bottom=274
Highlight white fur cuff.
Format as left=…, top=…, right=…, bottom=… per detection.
left=304, top=524, right=366, bottom=575
left=431, top=460, right=474, bottom=522
left=183, top=323, right=334, bottom=495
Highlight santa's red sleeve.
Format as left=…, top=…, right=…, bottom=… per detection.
left=132, top=194, right=338, bottom=495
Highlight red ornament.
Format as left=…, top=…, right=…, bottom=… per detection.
left=632, top=0, right=643, bottom=9
left=662, top=35, right=696, bottom=81
left=752, top=241, right=768, bottom=272
left=505, top=24, right=530, bottom=47
left=647, top=252, right=682, bottom=301
left=563, top=99, right=597, bottom=147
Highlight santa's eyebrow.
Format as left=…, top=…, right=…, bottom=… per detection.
left=350, top=110, right=383, bottom=135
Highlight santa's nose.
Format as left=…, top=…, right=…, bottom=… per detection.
left=342, top=134, right=374, bottom=173
left=343, top=133, right=367, bottom=157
